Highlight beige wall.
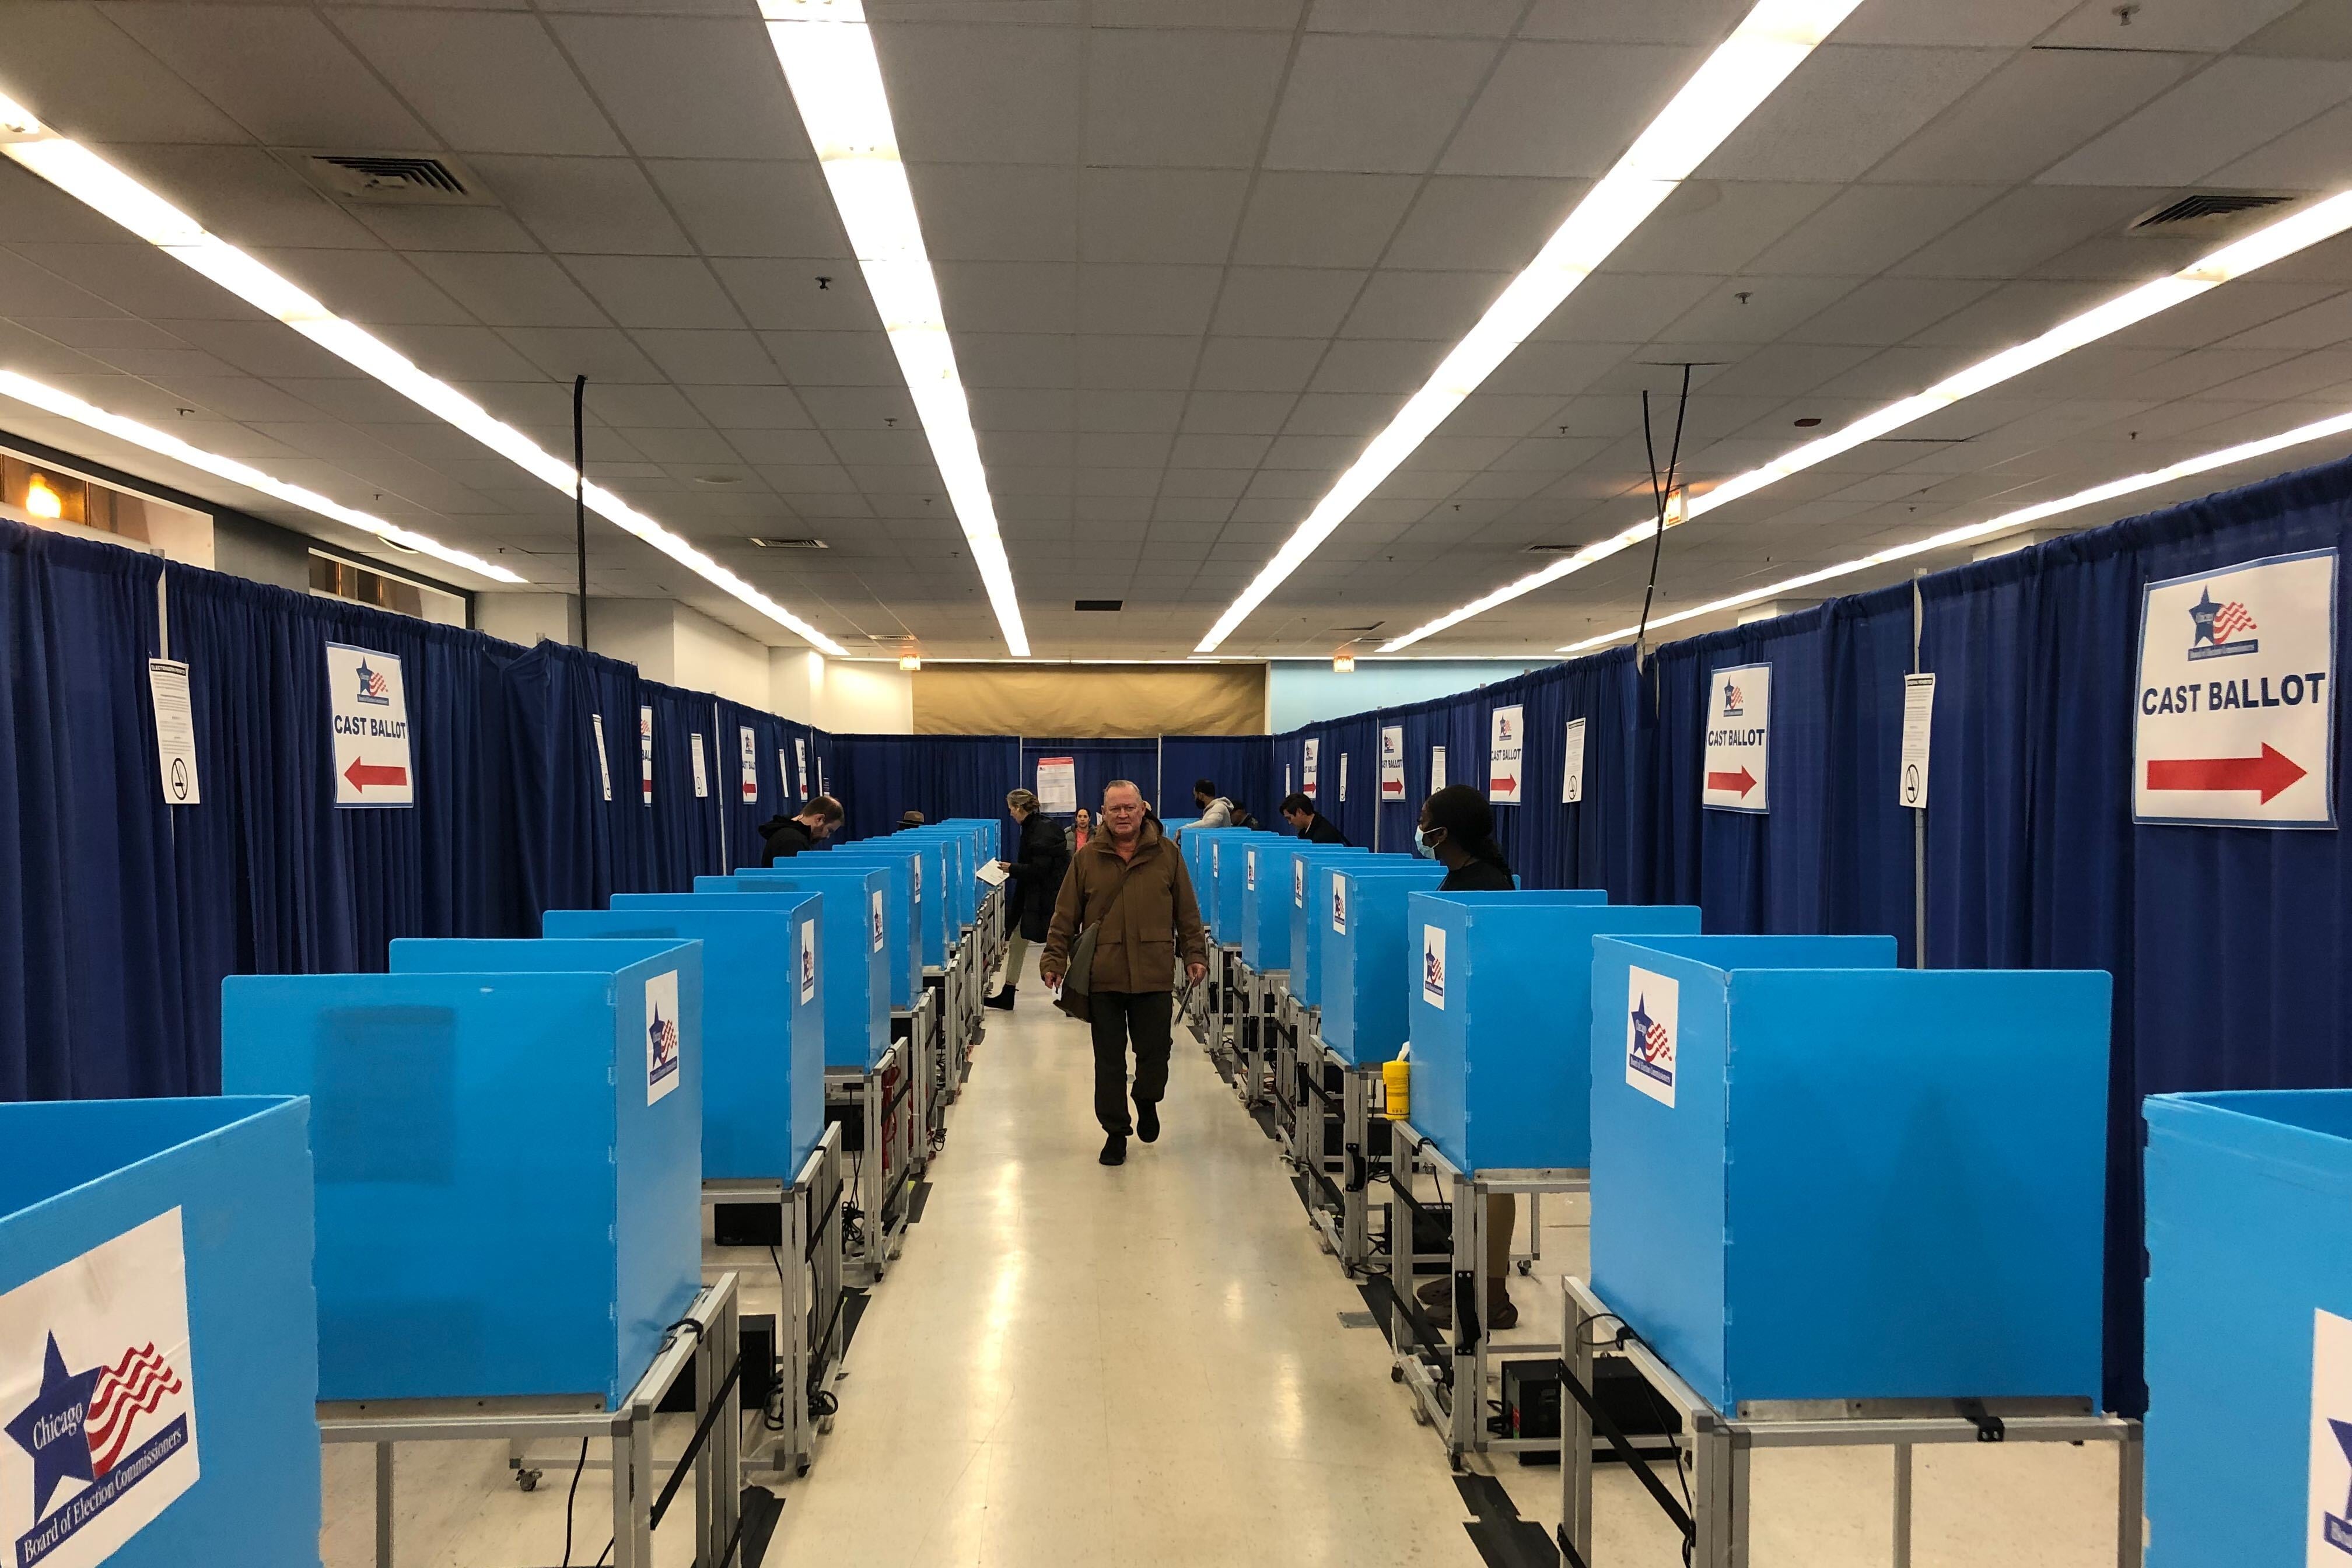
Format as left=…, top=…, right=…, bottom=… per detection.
left=476, top=592, right=578, bottom=648
left=912, top=663, right=1264, bottom=736
left=583, top=598, right=771, bottom=709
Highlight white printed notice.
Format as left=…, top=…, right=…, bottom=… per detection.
left=639, top=706, right=653, bottom=806
left=1703, top=663, right=1770, bottom=814
left=592, top=714, right=612, bottom=802
left=148, top=659, right=199, bottom=806
left=1303, top=738, right=1320, bottom=799
left=2312, top=1307, right=2352, bottom=1563
left=1489, top=705, right=1524, bottom=803
left=690, top=734, right=709, bottom=799
left=2136, top=548, right=2336, bottom=829
left=1899, top=674, right=1934, bottom=811
left=1562, top=718, right=1586, bottom=805
left=738, top=727, right=758, bottom=804
left=1379, top=725, right=1405, bottom=800
left=326, top=642, right=413, bottom=808
left=1036, top=755, right=1077, bottom=814
left=1430, top=746, right=1447, bottom=793
left=793, top=737, right=808, bottom=800
left=1625, top=966, right=1678, bottom=1109
left=1421, top=925, right=1446, bottom=1009
left=0, top=1209, right=201, bottom=1568
left=645, top=970, right=681, bottom=1105
left=1339, top=753, right=1349, bottom=803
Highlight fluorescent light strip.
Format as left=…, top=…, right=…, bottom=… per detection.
left=0, top=93, right=847, bottom=656
left=1557, top=408, right=2352, bottom=652
left=761, top=0, right=1029, bottom=657
left=1192, top=0, right=1866, bottom=654
left=0, top=370, right=525, bottom=582
left=1384, top=188, right=2352, bottom=650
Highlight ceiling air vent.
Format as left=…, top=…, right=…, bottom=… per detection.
left=1332, top=622, right=1382, bottom=633
left=294, top=153, right=494, bottom=206
left=2129, top=192, right=2296, bottom=232
left=748, top=536, right=827, bottom=550
left=1074, top=599, right=1122, bottom=611
left=1525, top=543, right=1580, bottom=554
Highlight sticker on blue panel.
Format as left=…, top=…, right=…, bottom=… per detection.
left=798, top=921, right=818, bottom=1005
left=1246, top=849, right=1257, bottom=891
left=1, top=1209, right=201, bottom=1568
left=870, top=891, right=885, bottom=953
left=1421, top=925, right=1446, bottom=1009
left=1703, top=663, right=1769, bottom=814
left=1293, top=859, right=1306, bottom=909
left=646, top=970, right=681, bottom=1105
left=2312, top=1307, right=2352, bottom=1560
left=1331, top=877, right=1348, bottom=936
left=1625, top=967, right=1677, bottom=1108
left=2135, top=547, right=2336, bottom=830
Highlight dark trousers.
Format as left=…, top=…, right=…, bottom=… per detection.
left=1088, top=990, right=1173, bottom=1135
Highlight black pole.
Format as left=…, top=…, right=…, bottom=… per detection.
left=572, top=373, right=589, bottom=646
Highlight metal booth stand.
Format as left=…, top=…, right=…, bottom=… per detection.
left=1387, top=1119, right=1583, bottom=1468
left=826, top=1037, right=916, bottom=1285
left=702, top=1122, right=847, bottom=1479
left=1557, top=1274, right=2144, bottom=1568
left=320, top=1273, right=747, bottom=1568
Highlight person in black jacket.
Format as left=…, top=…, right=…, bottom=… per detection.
left=1413, top=785, right=1521, bottom=1328
left=1279, top=792, right=1348, bottom=845
left=757, top=794, right=842, bottom=865
left=986, top=788, right=1069, bottom=1011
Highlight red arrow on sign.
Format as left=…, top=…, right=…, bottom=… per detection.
left=1707, top=766, right=1757, bottom=797
left=1492, top=775, right=1518, bottom=794
left=2146, top=744, right=2306, bottom=804
left=344, top=757, right=408, bottom=792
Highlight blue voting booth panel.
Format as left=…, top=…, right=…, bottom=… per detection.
left=1209, top=830, right=1269, bottom=942
left=224, top=940, right=703, bottom=1408
left=743, top=850, right=919, bottom=1010
left=1239, top=841, right=1363, bottom=971
left=1188, top=828, right=1254, bottom=943
left=1406, top=891, right=1672, bottom=1174
left=1315, top=863, right=1448, bottom=1065
left=547, top=902, right=824, bottom=1179
left=899, top=830, right=974, bottom=931
left=1294, top=857, right=1427, bottom=1016
left=839, top=835, right=948, bottom=970
left=2144, top=1091, right=2352, bottom=1566
left=690, top=877, right=888, bottom=1069
left=0, top=1096, right=318, bottom=1568
left=1588, top=934, right=2108, bottom=1413
left=940, top=817, right=1003, bottom=864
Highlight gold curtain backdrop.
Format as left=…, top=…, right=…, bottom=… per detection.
left=912, top=663, right=1265, bottom=737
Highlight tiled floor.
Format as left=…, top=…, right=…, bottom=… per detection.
left=322, top=993, right=2134, bottom=1566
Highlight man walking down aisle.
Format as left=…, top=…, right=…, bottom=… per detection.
left=1041, top=780, right=1209, bottom=1167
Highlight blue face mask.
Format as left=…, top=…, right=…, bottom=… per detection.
left=1412, top=827, right=1440, bottom=859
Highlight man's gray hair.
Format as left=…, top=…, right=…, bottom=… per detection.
left=1102, top=779, right=1144, bottom=802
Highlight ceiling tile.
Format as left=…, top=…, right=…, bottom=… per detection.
left=498, top=325, right=665, bottom=382
left=955, top=332, right=1077, bottom=390
left=2038, top=56, right=2352, bottom=187
left=1440, top=40, right=1700, bottom=178
left=1264, top=34, right=1500, bottom=174
left=334, top=9, right=626, bottom=156
left=682, top=384, right=813, bottom=428
left=1382, top=175, right=1587, bottom=271
left=0, top=2, right=244, bottom=144
left=1080, top=169, right=1252, bottom=264
left=1083, top=28, right=1294, bottom=167
left=564, top=256, right=746, bottom=330
left=1210, top=267, right=1367, bottom=337
left=870, top=20, right=1082, bottom=164
left=937, top=261, right=1076, bottom=334
left=1867, top=48, right=2193, bottom=186
left=709, top=259, right=882, bottom=331
left=468, top=156, right=694, bottom=255
left=410, top=253, right=610, bottom=328
left=762, top=330, right=904, bottom=386
left=1078, top=264, right=1223, bottom=335
left=1195, top=336, right=1333, bottom=391
left=632, top=329, right=782, bottom=386
left=2037, top=0, right=2303, bottom=52
left=548, top=14, right=807, bottom=159
left=906, top=164, right=1077, bottom=262
left=1699, top=46, right=2008, bottom=183
left=1342, top=268, right=1503, bottom=340
left=1231, top=172, right=1418, bottom=268
left=100, top=4, right=433, bottom=147
left=1078, top=335, right=1201, bottom=390
left=644, top=160, right=849, bottom=258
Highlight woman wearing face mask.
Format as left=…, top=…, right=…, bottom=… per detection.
left=1411, top=783, right=1521, bottom=1329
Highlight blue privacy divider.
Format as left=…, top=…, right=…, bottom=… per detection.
left=1189, top=828, right=1261, bottom=942
left=1588, top=934, right=2108, bottom=1413
left=1408, top=892, right=1689, bottom=1174
left=833, top=835, right=947, bottom=969
left=939, top=816, right=1003, bottom=864
left=1210, top=828, right=1279, bottom=941
left=687, top=879, right=888, bottom=1069
left=1315, top=862, right=1450, bottom=1064
left=1240, top=839, right=1365, bottom=971
left=0, top=1096, right=317, bottom=1568
left=2144, top=1090, right=2352, bottom=1566
left=223, top=939, right=703, bottom=1407
left=1295, top=857, right=1434, bottom=1016
left=895, top=828, right=975, bottom=931
left=547, top=902, right=825, bottom=1178
left=739, top=851, right=919, bottom=1010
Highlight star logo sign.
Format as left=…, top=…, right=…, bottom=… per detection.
left=2189, top=586, right=2221, bottom=646
left=6, top=1335, right=102, bottom=1518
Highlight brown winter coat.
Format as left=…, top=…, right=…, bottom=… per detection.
left=1040, top=819, right=1209, bottom=995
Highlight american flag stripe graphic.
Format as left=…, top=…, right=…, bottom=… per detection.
left=85, top=1343, right=183, bottom=1475
left=1642, top=1021, right=1670, bottom=1062
left=2213, top=601, right=2256, bottom=641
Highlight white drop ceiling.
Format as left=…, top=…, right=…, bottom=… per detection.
left=1, top=0, right=2351, bottom=658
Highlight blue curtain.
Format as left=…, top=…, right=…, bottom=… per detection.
left=642, top=681, right=728, bottom=880
left=1160, top=735, right=1274, bottom=825
left=830, top=733, right=1021, bottom=846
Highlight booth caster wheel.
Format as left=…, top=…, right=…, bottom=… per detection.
left=1448, top=1452, right=1466, bottom=1475
left=1390, top=1366, right=1404, bottom=1384
left=796, top=1460, right=811, bottom=1478
left=1410, top=1404, right=1430, bottom=1426
left=514, top=1468, right=542, bottom=1493
left=1516, top=1259, right=1533, bottom=1277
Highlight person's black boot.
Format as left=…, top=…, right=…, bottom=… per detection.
left=1136, top=1101, right=1160, bottom=1143
left=985, top=985, right=1016, bottom=1011
left=1100, top=1133, right=1127, bottom=1166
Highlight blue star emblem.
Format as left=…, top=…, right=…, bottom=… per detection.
left=2330, top=1418, right=2352, bottom=1516
left=1630, top=996, right=1654, bottom=1054
left=5, top=1334, right=100, bottom=1518
left=2188, top=586, right=2221, bottom=646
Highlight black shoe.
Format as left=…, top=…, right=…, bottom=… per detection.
left=1136, top=1101, right=1160, bottom=1143
left=1100, top=1134, right=1127, bottom=1166
left=985, top=986, right=1016, bottom=1011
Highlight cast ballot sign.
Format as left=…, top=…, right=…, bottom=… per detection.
left=2136, top=548, right=2335, bottom=829
left=327, top=642, right=413, bottom=808
left=1703, top=663, right=1770, bottom=813
left=1, top=1210, right=201, bottom=1568
left=1489, top=705, right=1524, bottom=803
left=1379, top=725, right=1405, bottom=799
left=1303, top=738, right=1320, bottom=798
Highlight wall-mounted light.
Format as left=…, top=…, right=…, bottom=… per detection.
left=899, top=655, right=921, bottom=672
left=22, top=473, right=61, bottom=519
left=1333, top=655, right=1356, bottom=674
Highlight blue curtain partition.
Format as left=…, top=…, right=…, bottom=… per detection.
left=1159, top=734, right=1276, bottom=827
left=827, top=733, right=1021, bottom=849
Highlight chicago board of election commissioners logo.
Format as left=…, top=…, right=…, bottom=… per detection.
left=1622, top=966, right=1679, bottom=1109
left=647, top=1007, right=680, bottom=1084
left=2321, top=1418, right=2352, bottom=1553
left=2188, top=584, right=2260, bottom=660
left=352, top=657, right=392, bottom=705
left=1720, top=678, right=1744, bottom=717
left=6, top=1335, right=191, bottom=1566
left=1629, top=998, right=1671, bottom=1086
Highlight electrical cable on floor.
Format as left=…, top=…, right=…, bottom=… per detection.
left=1633, top=363, right=1694, bottom=667
left=559, top=1437, right=589, bottom=1568
left=1580, top=1312, right=1696, bottom=1564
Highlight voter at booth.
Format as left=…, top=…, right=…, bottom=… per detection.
left=1280, top=792, right=1348, bottom=845
left=1413, top=784, right=1521, bottom=1328
left=988, top=788, right=1069, bottom=1012
left=758, top=793, right=844, bottom=863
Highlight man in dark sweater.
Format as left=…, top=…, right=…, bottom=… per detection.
left=757, top=794, right=842, bottom=864
left=1279, top=792, right=1348, bottom=845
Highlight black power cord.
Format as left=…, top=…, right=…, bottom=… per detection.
left=1634, top=363, right=1695, bottom=665
left=559, top=1437, right=589, bottom=1567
